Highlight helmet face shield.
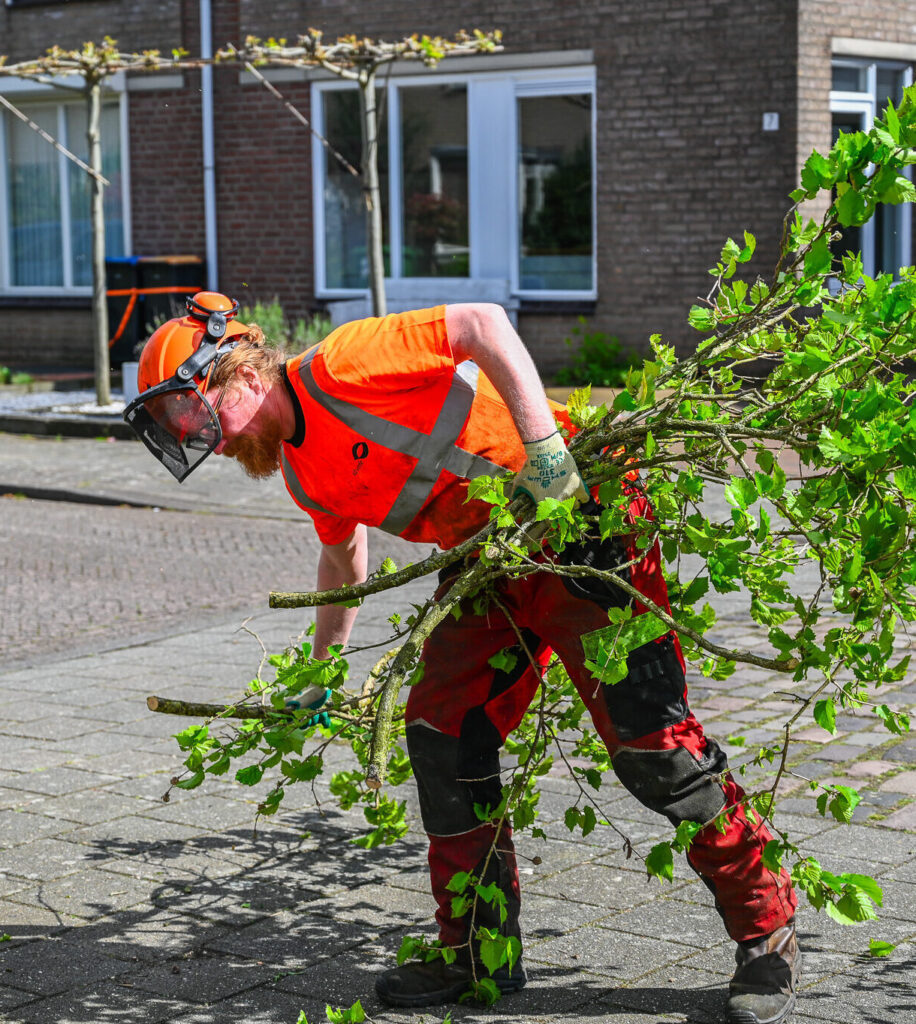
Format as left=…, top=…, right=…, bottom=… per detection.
left=124, top=381, right=221, bottom=482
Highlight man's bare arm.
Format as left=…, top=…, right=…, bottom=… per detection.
left=313, top=524, right=368, bottom=659
left=445, top=302, right=556, bottom=443
left=445, top=303, right=587, bottom=505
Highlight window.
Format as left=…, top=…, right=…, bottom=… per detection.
left=312, top=66, right=596, bottom=301
left=0, top=90, right=127, bottom=293
left=830, top=58, right=913, bottom=279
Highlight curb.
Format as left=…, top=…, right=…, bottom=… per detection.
left=0, top=413, right=135, bottom=440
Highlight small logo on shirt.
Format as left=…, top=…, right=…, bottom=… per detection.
left=352, top=441, right=369, bottom=476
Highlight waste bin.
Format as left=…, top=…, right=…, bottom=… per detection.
left=106, top=256, right=141, bottom=367
left=106, top=255, right=206, bottom=367
left=137, top=255, right=205, bottom=337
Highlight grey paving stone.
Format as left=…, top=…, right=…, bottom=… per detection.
left=528, top=924, right=696, bottom=981
left=884, top=857, right=916, bottom=884
left=598, top=961, right=730, bottom=1023
left=801, top=825, right=916, bottom=866
left=797, top=944, right=916, bottom=1023
left=0, top=984, right=40, bottom=1015
left=122, top=951, right=274, bottom=1004
left=607, top=895, right=726, bottom=949
left=0, top=898, right=72, bottom=944
left=4, top=868, right=154, bottom=922
left=9, top=983, right=186, bottom=1024
left=26, top=790, right=148, bottom=827
left=0, top=935, right=135, bottom=996
left=1, top=766, right=121, bottom=798
left=63, top=815, right=211, bottom=852
left=883, top=742, right=916, bottom=764
left=798, top=911, right=916, bottom=957
left=205, top=895, right=409, bottom=969
left=4, top=716, right=111, bottom=743
left=0, top=836, right=108, bottom=881
left=526, top=860, right=659, bottom=912
left=140, top=794, right=259, bottom=832
left=0, top=808, right=76, bottom=846
left=93, top=910, right=234, bottom=964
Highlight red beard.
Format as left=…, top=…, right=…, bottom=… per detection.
left=223, top=431, right=283, bottom=479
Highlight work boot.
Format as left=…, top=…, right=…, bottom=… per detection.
left=375, top=955, right=527, bottom=1007
left=726, top=919, right=801, bottom=1024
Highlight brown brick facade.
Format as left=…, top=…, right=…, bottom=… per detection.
left=1, top=1, right=914, bottom=373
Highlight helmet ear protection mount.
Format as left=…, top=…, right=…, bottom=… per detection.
left=122, top=292, right=245, bottom=482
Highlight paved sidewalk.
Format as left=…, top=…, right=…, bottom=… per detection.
left=1, top=432, right=914, bottom=1024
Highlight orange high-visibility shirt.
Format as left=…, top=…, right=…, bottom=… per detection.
left=280, top=306, right=567, bottom=549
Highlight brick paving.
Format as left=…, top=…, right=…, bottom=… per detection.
left=0, top=431, right=914, bottom=1024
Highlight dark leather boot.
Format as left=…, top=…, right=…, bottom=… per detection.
left=375, top=955, right=527, bottom=1007
left=726, top=918, right=801, bottom=1024
left=377, top=842, right=526, bottom=1007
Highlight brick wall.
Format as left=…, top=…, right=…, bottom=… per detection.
left=243, top=0, right=801, bottom=361
left=0, top=0, right=187, bottom=62
left=2, top=1, right=911, bottom=371
left=0, top=308, right=92, bottom=368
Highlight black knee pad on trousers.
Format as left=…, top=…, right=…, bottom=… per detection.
left=406, top=722, right=502, bottom=836
left=601, top=634, right=689, bottom=741
left=611, top=739, right=729, bottom=826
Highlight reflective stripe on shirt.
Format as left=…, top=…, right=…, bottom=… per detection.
left=289, top=349, right=507, bottom=535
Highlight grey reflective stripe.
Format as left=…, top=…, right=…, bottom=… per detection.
left=297, top=351, right=507, bottom=535
left=280, top=449, right=332, bottom=515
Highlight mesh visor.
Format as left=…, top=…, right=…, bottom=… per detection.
left=124, top=385, right=221, bottom=482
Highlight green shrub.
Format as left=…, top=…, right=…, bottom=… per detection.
left=238, top=297, right=333, bottom=350
left=554, top=318, right=640, bottom=388
left=0, top=367, right=34, bottom=386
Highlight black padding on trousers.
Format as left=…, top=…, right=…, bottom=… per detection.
left=407, top=723, right=502, bottom=836
left=612, top=738, right=729, bottom=826
left=602, top=634, right=689, bottom=740
left=559, top=526, right=632, bottom=611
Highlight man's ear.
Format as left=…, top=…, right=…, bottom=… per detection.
left=235, top=363, right=262, bottom=390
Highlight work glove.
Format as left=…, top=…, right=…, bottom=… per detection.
left=285, top=684, right=331, bottom=728
left=512, top=431, right=589, bottom=507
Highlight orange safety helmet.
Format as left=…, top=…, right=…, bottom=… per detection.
left=137, top=291, right=249, bottom=394
left=124, top=292, right=250, bottom=482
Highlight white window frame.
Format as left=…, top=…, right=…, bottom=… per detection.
left=0, top=75, right=131, bottom=296
left=311, top=64, right=597, bottom=302
left=830, top=57, right=913, bottom=279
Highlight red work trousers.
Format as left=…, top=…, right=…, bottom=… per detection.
left=404, top=523, right=797, bottom=947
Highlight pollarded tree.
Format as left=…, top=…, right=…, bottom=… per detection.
left=149, top=88, right=916, bottom=988
left=222, top=30, right=503, bottom=317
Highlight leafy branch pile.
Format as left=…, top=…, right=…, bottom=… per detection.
left=151, top=88, right=916, bottom=988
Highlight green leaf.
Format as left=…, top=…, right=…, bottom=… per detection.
left=761, top=839, right=784, bottom=873
left=804, top=235, right=832, bottom=277
left=235, top=764, right=264, bottom=786
left=445, top=871, right=471, bottom=894
left=688, top=306, right=717, bottom=332
left=868, top=939, right=897, bottom=958
left=488, top=648, right=519, bottom=674
left=725, top=476, right=758, bottom=510
left=840, top=874, right=883, bottom=907
left=813, top=698, right=838, bottom=735
left=645, top=841, right=674, bottom=882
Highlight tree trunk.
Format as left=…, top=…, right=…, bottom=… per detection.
left=88, top=80, right=110, bottom=406
left=359, top=69, right=387, bottom=317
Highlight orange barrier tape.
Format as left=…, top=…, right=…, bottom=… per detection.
left=107, top=285, right=201, bottom=348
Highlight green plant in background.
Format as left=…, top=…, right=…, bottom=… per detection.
left=238, top=297, right=333, bottom=349
left=0, top=366, right=36, bottom=386
left=554, top=318, right=641, bottom=388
